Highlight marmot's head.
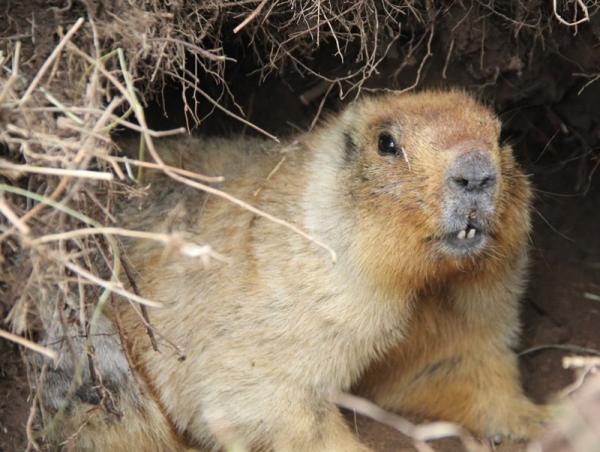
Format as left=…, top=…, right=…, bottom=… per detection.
left=322, top=90, right=531, bottom=286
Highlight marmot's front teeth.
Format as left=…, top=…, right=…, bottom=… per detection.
left=457, top=228, right=477, bottom=240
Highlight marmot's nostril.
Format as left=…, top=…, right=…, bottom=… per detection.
left=446, top=151, right=497, bottom=195
left=480, top=175, right=496, bottom=189
left=452, top=177, right=469, bottom=189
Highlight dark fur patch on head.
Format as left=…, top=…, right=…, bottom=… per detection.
left=343, top=131, right=358, bottom=163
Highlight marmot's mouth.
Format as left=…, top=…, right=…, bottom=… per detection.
left=440, top=224, right=487, bottom=256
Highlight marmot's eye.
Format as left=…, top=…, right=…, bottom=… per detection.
left=378, top=133, right=397, bottom=156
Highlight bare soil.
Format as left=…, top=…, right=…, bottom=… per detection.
left=0, top=341, right=29, bottom=451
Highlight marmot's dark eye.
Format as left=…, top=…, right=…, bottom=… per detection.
left=378, top=133, right=397, bottom=156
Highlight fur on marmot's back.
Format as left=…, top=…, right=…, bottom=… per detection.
left=41, top=90, right=550, bottom=451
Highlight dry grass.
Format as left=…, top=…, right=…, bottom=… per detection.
left=1, top=0, right=600, bottom=449
left=0, top=2, right=422, bottom=447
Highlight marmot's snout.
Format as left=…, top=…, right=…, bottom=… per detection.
left=440, top=148, right=498, bottom=257
left=446, top=151, right=497, bottom=196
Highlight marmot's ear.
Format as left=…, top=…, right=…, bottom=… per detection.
left=338, top=102, right=358, bottom=126
left=342, top=130, right=359, bottom=162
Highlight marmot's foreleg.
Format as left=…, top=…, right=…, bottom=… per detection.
left=269, top=401, right=373, bottom=452
left=358, top=269, right=552, bottom=440
left=370, top=344, right=551, bottom=440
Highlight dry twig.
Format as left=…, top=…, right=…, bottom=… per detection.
left=0, top=329, right=57, bottom=361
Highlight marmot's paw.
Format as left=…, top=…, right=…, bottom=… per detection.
left=486, top=400, right=557, bottom=442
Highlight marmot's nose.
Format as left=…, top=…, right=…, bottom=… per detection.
left=446, top=151, right=496, bottom=195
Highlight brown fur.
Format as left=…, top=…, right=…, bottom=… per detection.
left=54, top=90, right=549, bottom=450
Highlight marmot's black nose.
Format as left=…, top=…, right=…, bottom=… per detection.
left=446, top=151, right=496, bottom=195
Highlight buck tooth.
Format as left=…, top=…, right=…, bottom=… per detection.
left=467, top=228, right=476, bottom=239
left=457, top=230, right=466, bottom=240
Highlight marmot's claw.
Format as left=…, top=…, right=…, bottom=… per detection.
left=487, top=401, right=556, bottom=441
left=490, top=434, right=504, bottom=445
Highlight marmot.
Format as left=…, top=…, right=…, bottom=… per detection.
left=43, top=90, right=550, bottom=451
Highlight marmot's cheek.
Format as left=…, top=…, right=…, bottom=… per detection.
left=438, top=150, right=499, bottom=256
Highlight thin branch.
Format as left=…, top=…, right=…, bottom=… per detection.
left=0, top=329, right=57, bottom=361
left=32, top=227, right=228, bottom=262
left=0, top=41, right=21, bottom=104
left=0, top=160, right=114, bottom=181
left=63, top=261, right=162, bottom=308
left=552, top=0, right=590, bottom=26
left=334, top=392, right=483, bottom=452
left=519, top=344, right=600, bottom=356
left=563, top=356, right=600, bottom=369
left=397, top=25, right=435, bottom=94
left=234, top=0, right=269, bottom=34
left=165, top=69, right=279, bottom=142
left=19, top=17, right=85, bottom=105
left=0, top=195, right=31, bottom=235
left=106, top=155, right=224, bottom=183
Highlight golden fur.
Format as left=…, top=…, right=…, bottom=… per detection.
left=50, top=90, right=549, bottom=451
